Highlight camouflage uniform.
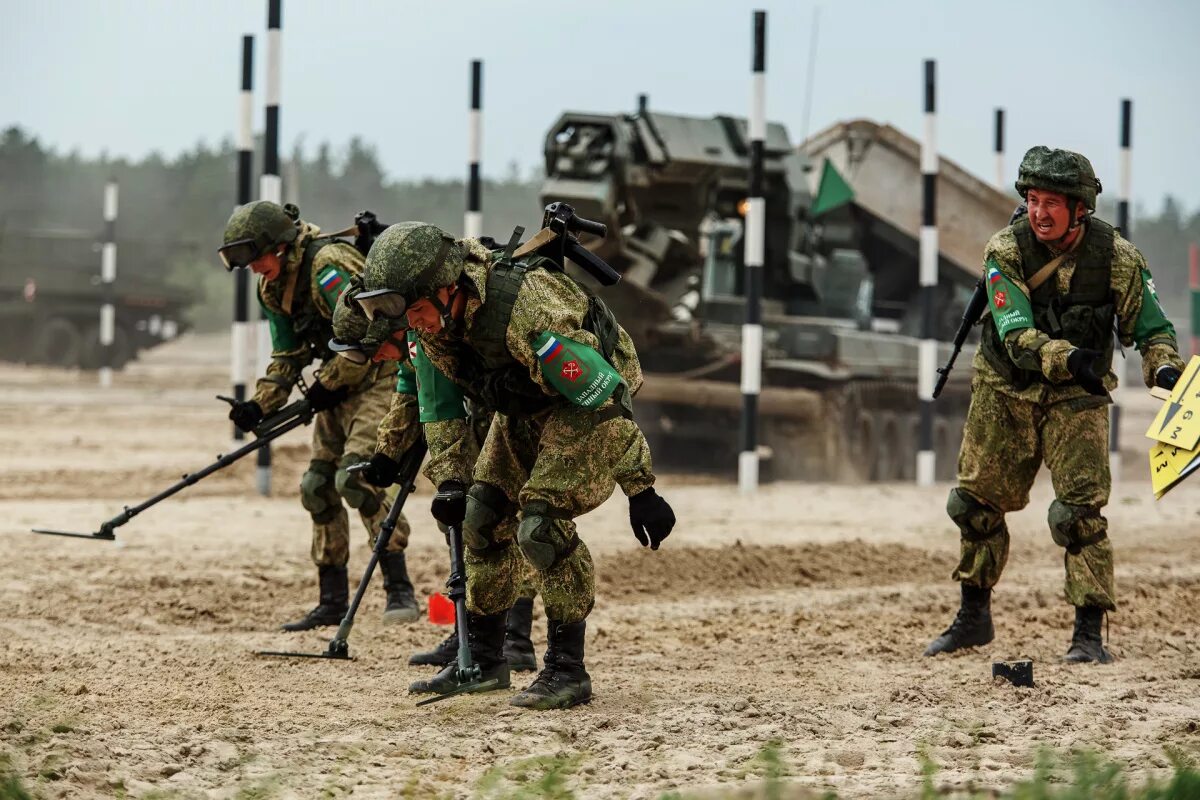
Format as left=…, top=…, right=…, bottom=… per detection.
left=252, top=221, right=409, bottom=565
left=951, top=215, right=1184, bottom=611
left=415, top=239, right=656, bottom=624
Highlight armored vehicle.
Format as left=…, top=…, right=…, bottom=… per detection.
left=0, top=228, right=196, bottom=369
left=541, top=107, right=1011, bottom=480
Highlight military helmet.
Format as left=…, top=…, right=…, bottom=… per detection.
left=217, top=201, right=301, bottom=271
left=329, top=290, right=405, bottom=363
left=356, top=222, right=463, bottom=320
left=1014, top=146, right=1103, bottom=211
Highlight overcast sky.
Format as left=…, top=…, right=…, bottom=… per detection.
left=4, top=0, right=1198, bottom=214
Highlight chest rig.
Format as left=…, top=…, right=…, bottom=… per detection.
left=980, top=217, right=1116, bottom=390
left=261, top=237, right=337, bottom=360
left=470, top=251, right=621, bottom=373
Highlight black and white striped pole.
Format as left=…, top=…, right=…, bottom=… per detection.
left=739, top=10, right=766, bottom=494
left=465, top=59, right=483, bottom=239
left=916, top=59, right=938, bottom=487
left=98, top=179, right=118, bottom=388
left=232, top=34, right=254, bottom=441
left=993, top=108, right=1005, bottom=189
left=1111, top=98, right=1132, bottom=481
left=256, top=0, right=282, bottom=496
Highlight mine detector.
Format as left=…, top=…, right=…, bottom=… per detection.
left=541, top=109, right=1014, bottom=480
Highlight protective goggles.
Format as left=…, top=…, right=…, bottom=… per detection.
left=354, top=288, right=411, bottom=321
left=328, top=332, right=407, bottom=365
left=217, top=238, right=268, bottom=271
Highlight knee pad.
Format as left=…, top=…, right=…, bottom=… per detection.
left=946, top=487, right=1005, bottom=542
left=463, top=482, right=513, bottom=553
left=335, top=453, right=381, bottom=515
left=1048, top=500, right=1107, bottom=553
left=516, top=501, right=578, bottom=572
left=300, top=460, right=340, bottom=523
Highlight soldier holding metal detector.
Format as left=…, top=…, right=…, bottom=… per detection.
left=925, top=147, right=1185, bottom=663
left=350, top=204, right=677, bottom=710
left=217, top=200, right=418, bottom=632
left=329, top=288, right=544, bottom=674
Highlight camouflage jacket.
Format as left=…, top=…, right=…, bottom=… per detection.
left=973, top=220, right=1184, bottom=404
left=416, top=239, right=654, bottom=496
left=253, top=222, right=373, bottom=412
left=375, top=365, right=479, bottom=488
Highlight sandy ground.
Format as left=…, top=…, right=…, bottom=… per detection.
left=1, top=334, right=1198, bottom=799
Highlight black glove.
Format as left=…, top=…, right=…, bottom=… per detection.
left=1066, top=348, right=1108, bottom=397
left=228, top=400, right=264, bottom=433
left=307, top=380, right=349, bottom=412
left=431, top=481, right=467, bottom=527
left=1155, top=366, right=1182, bottom=391
left=483, top=368, right=552, bottom=415
left=358, top=452, right=401, bottom=487
left=628, top=487, right=675, bottom=550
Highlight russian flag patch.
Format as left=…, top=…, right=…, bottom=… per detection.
left=536, top=336, right=565, bottom=363
left=987, top=266, right=1003, bottom=285
left=318, top=268, right=344, bottom=292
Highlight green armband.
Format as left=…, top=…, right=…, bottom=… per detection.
left=1133, top=267, right=1176, bottom=344
left=985, top=260, right=1034, bottom=338
left=409, top=331, right=466, bottom=422
left=531, top=331, right=622, bottom=410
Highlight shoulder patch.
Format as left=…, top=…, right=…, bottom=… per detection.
left=316, top=266, right=350, bottom=311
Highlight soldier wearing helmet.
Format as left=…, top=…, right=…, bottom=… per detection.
left=925, top=147, right=1185, bottom=664
left=330, top=296, right=542, bottom=674
left=354, top=221, right=677, bottom=710
left=217, top=201, right=418, bottom=632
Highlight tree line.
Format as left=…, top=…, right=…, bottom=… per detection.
left=2, top=125, right=1197, bottom=332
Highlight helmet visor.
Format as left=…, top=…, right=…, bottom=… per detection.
left=354, top=288, right=410, bottom=321
left=328, top=337, right=371, bottom=364
left=217, top=238, right=266, bottom=271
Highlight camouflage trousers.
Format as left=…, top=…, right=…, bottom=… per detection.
left=951, top=379, right=1115, bottom=609
left=306, top=367, right=410, bottom=567
left=463, top=405, right=645, bottom=623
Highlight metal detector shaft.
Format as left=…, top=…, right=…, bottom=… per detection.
left=445, top=522, right=480, bottom=685
left=32, top=405, right=313, bottom=541
left=329, top=442, right=427, bottom=645
left=414, top=520, right=494, bottom=707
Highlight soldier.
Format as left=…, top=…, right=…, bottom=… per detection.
left=217, top=201, right=418, bottom=631
left=353, top=222, right=677, bottom=709
left=924, top=147, right=1185, bottom=663
left=329, top=298, right=540, bottom=673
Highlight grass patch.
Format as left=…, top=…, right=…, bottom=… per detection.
left=474, top=753, right=584, bottom=799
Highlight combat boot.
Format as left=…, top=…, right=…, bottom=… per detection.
left=281, top=565, right=348, bottom=632
left=923, top=584, right=994, bottom=656
left=379, top=551, right=419, bottom=625
left=503, top=596, right=538, bottom=672
left=409, top=631, right=459, bottom=667
left=1063, top=606, right=1113, bottom=664
left=510, top=619, right=592, bottom=710
left=408, top=611, right=510, bottom=695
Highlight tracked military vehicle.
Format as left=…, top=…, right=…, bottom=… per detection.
left=541, top=107, right=1012, bottom=480
left=0, top=228, right=196, bottom=369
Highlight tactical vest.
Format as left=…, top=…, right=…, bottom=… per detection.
left=980, top=217, right=1116, bottom=390
left=469, top=252, right=624, bottom=396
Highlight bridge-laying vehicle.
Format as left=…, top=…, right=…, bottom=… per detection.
left=540, top=107, right=1013, bottom=480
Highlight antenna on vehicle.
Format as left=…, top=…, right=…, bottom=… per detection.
left=799, top=6, right=821, bottom=146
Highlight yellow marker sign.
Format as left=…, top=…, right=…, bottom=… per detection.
left=1149, top=440, right=1200, bottom=498
left=1146, top=355, right=1200, bottom=450
left=1147, top=355, right=1200, bottom=499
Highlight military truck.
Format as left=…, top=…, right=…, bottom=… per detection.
left=540, top=107, right=1011, bottom=481
left=0, top=228, right=196, bottom=369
